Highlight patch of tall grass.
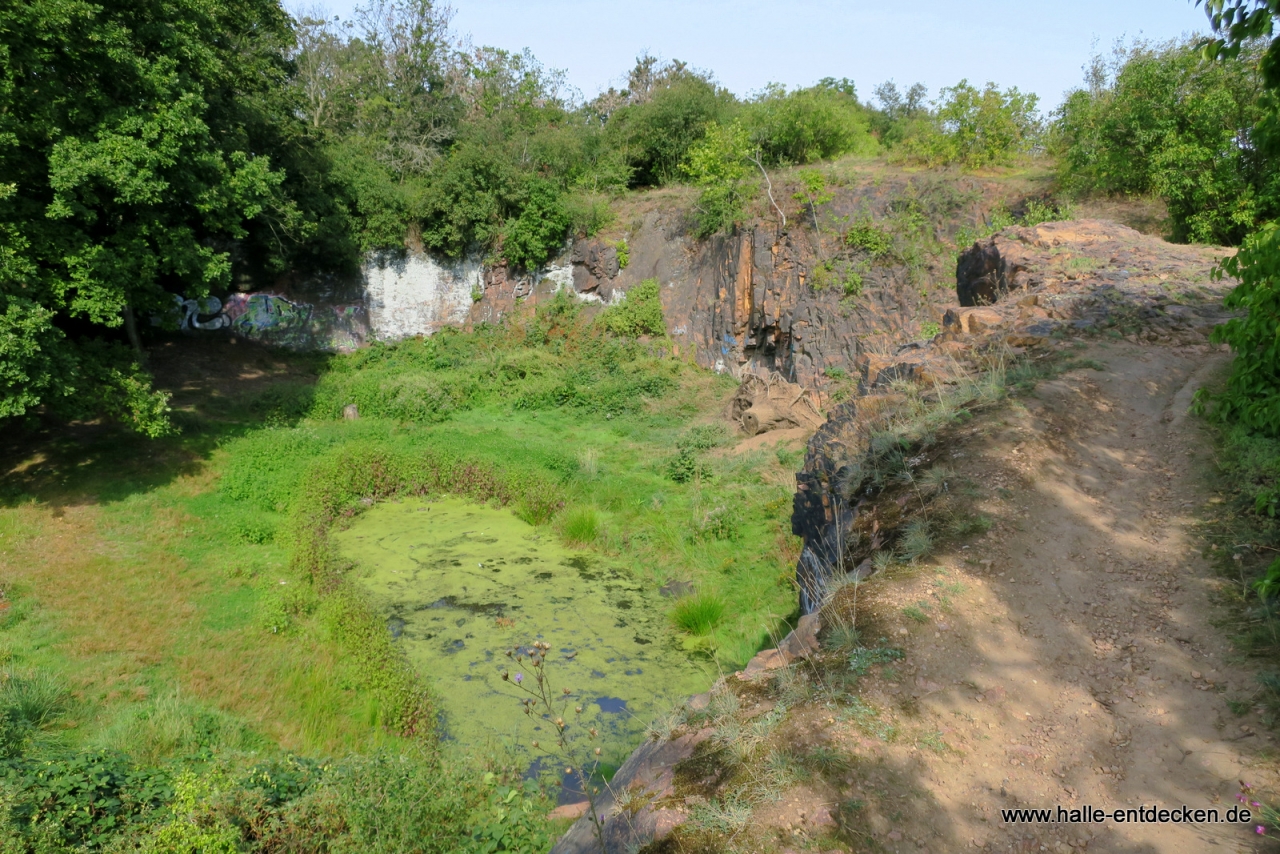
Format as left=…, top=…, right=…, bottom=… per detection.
left=672, top=592, right=728, bottom=636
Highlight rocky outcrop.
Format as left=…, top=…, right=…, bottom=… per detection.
left=789, top=219, right=1237, bottom=613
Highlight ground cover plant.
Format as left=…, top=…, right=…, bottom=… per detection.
left=0, top=291, right=806, bottom=850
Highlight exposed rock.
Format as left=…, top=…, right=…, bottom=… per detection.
left=551, top=728, right=715, bottom=854
left=790, top=218, right=1236, bottom=613
left=738, top=614, right=822, bottom=680
left=957, top=239, right=1026, bottom=306
left=724, top=372, right=824, bottom=436
left=342, top=404, right=359, bottom=420
left=570, top=240, right=621, bottom=297
left=549, top=802, right=589, bottom=822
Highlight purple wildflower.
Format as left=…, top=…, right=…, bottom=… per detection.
left=1257, top=826, right=1266, bottom=835
left=514, top=673, right=524, bottom=685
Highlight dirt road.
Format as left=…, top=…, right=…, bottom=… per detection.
left=831, top=340, right=1278, bottom=853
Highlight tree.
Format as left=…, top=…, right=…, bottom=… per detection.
left=906, top=80, right=1041, bottom=169
left=0, top=0, right=311, bottom=434
left=681, top=121, right=755, bottom=237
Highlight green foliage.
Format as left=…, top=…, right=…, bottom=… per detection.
left=905, top=80, right=1041, bottom=168
left=694, top=506, right=742, bottom=542
left=667, top=447, right=712, bottom=484
left=682, top=121, right=755, bottom=237
left=600, top=278, right=667, bottom=338
left=1051, top=38, right=1271, bottom=244
left=0, top=750, right=173, bottom=848
left=560, top=506, right=601, bottom=545
left=671, top=592, right=727, bottom=635
left=1202, top=223, right=1280, bottom=430
left=502, top=179, right=571, bottom=271
left=0, top=0, right=314, bottom=431
left=743, top=83, right=877, bottom=166
left=606, top=73, right=734, bottom=187
left=614, top=239, right=630, bottom=269
left=845, top=220, right=895, bottom=257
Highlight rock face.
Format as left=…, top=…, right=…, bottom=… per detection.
left=789, top=218, right=1236, bottom=613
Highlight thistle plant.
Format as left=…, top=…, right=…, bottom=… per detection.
left=502, top=639, right=610, bottom=852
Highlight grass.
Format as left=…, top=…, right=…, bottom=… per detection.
left=672, top=592, right=729, bottom=636
left=0, top=294, right=809, bottom=851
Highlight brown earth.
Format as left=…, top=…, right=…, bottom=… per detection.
left=800, top=340, right=1278, bottom=853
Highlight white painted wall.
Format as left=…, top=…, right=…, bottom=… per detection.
left=361, top=251, right=482, bottom=341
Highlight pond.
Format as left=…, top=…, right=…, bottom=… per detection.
left=332, top=497, right=713, bottom=787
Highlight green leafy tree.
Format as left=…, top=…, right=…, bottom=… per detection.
left=1051, top=38, right=1266, bottom=244
left=0, top=0, right=314, bottom=433
left=681, top=121, right=755, bottom=237
left=742, top=82, right=877, bottom=166
left=1194, top=0, right=1280, bottom=431
left=905, top=80, right=1040, bottom=168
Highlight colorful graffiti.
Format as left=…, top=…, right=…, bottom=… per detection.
left=163, top=292, right=370, bottom=352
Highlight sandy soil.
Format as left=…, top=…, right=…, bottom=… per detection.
left=810, top=339, right=1279, bottom=853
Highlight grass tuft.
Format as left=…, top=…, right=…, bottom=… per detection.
left=671, top=592, right=727, bottom=636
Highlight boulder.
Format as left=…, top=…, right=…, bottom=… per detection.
left=956, top=237, right=1027, bottom=306
left=725, top=372, right=824, bottom=436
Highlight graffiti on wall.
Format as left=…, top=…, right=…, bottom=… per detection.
left=164, top=292, right=370, bottom=352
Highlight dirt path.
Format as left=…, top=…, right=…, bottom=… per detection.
left=837, top=339, right=1278, bottom=853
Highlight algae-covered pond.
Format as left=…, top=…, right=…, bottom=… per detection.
left=332, top=497, right=713, bottom=775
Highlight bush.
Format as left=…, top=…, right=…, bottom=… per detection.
left=905, top=80, right=1040, bottom=168
left=671, top=592, right=727, bottom=635
left=606, top=76, right=734, bottom=187
left=560, top=506, right=601, bottom=545
left=682, top=121, right=755, bottom=237
left=502, top=178, right=571, bottom=271
left=1051, top=39, right=1271, bottom=244
left=742, top=82, right=877, bottom=166
left=845, top=220, right=894, bottom=257
left=600, top=278, right=666, bottom=337
left=1202, top=223, right=1280, bottom=432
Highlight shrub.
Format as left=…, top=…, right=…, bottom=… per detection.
left=671, top=592, right=727, bottom=635
left=1051, top=39, right=1271, bottom=244
left=600, top=278, right=666, bottom=337
left=606, top=75, right=734, bottom=186
left=503, top=178, right=571, bottom=271
left=681, top=121, right=755, bottom=237
left=905, top=79, right=1040, bottom=168
left=845, top=219, right=894, bottom=257
left=743, top=82, right=877, bottom=166
left=1202, top=223, right=1280, bottom=431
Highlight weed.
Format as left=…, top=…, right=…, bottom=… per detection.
left=897, top=518, right=934, bottom=562
left=848, top=646, right=905, bottom=679
left=901, top=605, right=930, bottom=623
left=689, top=793, right=753, bottom=833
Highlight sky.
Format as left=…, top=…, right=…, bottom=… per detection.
left=318, top=0, right=1211, bottom=111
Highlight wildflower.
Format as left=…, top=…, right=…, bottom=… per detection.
left=594, top=747, right=601, bottom=756
left=531, top=740, right=539, bottom=748
left=1258, top=826, right=1266, bottom=835
left=514, top=673, right=524, bottom=685
left=502, top=671, right=509, bottom=681
left=563, top=687, right=571, bottom=695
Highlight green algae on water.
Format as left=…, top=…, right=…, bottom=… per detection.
left=332, top=497, right=713, bottom=771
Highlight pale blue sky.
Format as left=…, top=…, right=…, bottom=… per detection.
left=320, top=0, right=1211, bottom=110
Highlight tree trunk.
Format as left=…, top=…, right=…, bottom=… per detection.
left=122, top=305, right=143, bottom=357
